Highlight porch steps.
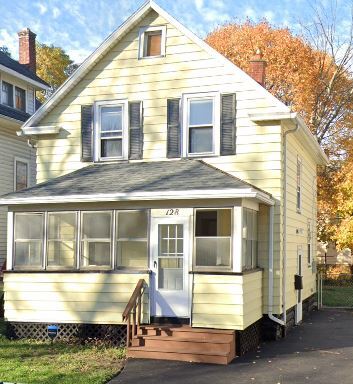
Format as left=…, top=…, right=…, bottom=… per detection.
left=127, top=325, right=236, bottom=365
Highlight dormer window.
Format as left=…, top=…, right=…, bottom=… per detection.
left=2, top=81, right=13, bottom=107
left=139, top=26, right=166, bottom=58
left=94, top=100, right=128, bottom=161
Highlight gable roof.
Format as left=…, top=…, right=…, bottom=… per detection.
left=21, top=0, right=288, bottom=131
left=0, top=159, right=273, bottom=205
left=0, top=52, right=49, bottom=89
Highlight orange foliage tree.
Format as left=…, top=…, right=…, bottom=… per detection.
left=206, top=18, right=353, bottom=248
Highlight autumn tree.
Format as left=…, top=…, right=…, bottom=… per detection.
left=36, top=43, right=78, bottom=102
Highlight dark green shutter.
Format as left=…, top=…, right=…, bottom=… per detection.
left=81, top=104, right=93, bottom=162
left=220, top=93, right=236, bottom=155
left=129, top=101, right=143, bottom=160
left=167, top=98, right=181, bottom=158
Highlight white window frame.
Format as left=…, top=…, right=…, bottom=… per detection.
left=94, top=99, right=129, bottom=161
left=14, top=157, right=30, bottom=191
left=193, top=207, right=233, bottom=272
left=138, top=25, right=166, bottom=59
left=296, top=156, right=302, bottom=213
left=1, top=80, right=14, bottom=108
left=182, top=92, right=220, bottom=157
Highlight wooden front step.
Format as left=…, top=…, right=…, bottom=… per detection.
left=127, top=325, right=236, bottom=365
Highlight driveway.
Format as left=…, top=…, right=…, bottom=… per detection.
left=111, top=309, right=353, bottom=384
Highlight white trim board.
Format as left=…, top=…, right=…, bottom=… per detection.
left=0, top=188, right=274, bottom=206
left=0, top=64, right=48, bottom=90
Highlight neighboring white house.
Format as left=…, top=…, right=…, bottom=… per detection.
left=0, top=29, right=49, bottom=267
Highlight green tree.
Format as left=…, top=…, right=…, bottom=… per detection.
left=36, top=43, right=78, bottom=102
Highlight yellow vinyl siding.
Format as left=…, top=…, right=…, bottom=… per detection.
left=284, top=131, right=317, bottom=311
left=4, top=273, right=149, bottom=324
left=36, top=9, right=286, bottom=183
left=192, top=271, right=262, bottom=330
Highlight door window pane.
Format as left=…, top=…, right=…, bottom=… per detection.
left=47, top=212, right=76, bottom=267
left=81, top=211, right=112, bottom=267
left=117, top=210, right=148, bottom=268
left=14, top=213, right=44, bottom=268
left=195, top=209, right=232, bottom=269
left=158, top=224, right=184, bottom=290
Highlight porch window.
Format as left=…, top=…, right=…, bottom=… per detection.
left=194, top=208, right=232, bottom=269
left=242, top=208, right=258, bottom=270
left=80, top=211, right=112, bottom=267
left=116, top=210, right=148, bottom=268
left=47, top=212, right=77, bottom=268
left=14, top=213, right=44, bottom=268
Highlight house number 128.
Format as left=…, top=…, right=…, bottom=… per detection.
left=166, top=209, right=179, bottom=216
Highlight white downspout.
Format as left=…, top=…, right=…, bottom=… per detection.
left=268, top=204, right=285, bottom=326
left=282, top=122, right=300, bottom=326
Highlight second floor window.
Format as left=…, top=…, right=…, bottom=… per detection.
left=15, top=86, right=26, bottom=111
left=2, top=81, right=13, bottom=107
left=95, top=100, right=128, bottom=160
left=183, top=93, right=220, bottom=156
left=15, top=159, right=29, bottom=191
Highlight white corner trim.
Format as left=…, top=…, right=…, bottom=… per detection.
left=7, top=211, right=14, bottom=270
left=0, top=188, right=274, bottom=206
left=0, top=64, right=48, bottom=90
left=20, top=125, right=61, bottom=136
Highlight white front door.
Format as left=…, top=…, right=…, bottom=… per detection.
left=295, top=247, right=303, bottom=324
left=150, top=216, right=190, bottom=318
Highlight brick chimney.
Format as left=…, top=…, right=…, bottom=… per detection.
left=249, top=49, right=266, bottom=87
left=18, top=28, right=36, bottom=73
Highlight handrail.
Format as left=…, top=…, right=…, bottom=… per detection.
left=122, top=278, right=146, bottom=347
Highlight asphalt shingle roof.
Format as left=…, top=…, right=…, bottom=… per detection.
left=1, top=159, right=268, bottom=202
left=0, top=103, right=31, bottom=122
left=0, top=52, right=49, bottom=87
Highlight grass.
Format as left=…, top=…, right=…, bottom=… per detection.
left=323, top=285, right=353, bottom=307
left=0, top=320, right=126, bottom=384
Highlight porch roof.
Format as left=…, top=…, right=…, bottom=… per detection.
left=0, top=159, right=274, bottom=205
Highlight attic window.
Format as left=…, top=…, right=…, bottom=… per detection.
left=139, top=26, right=166, bottom=58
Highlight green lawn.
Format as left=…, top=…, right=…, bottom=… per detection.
left=323, top=285, right=353, bottom=307
left=0, top=321, right=126, bottom=384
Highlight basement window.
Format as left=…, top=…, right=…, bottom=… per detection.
left=194, top=208, right=232, bottom=270
left=139, top=26, right=166, bottom=58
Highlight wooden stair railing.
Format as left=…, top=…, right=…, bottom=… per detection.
left=122, top=279, right=147, bottom=347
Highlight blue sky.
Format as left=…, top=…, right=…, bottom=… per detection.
left=0, top=0, right=350, bottom=64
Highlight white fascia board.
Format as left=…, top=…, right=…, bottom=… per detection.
left=249, top=111, right=329, bottom=166
left=22, top=0, right=288, bottom=130
left=0, top=188, right=274, bottom=206
left=19, top=125, right=61, bottom=136
left=0, top=64, right=49, bottom=90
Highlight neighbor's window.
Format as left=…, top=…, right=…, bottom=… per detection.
left=15, top=86, right=26, bottom=111
left=139, top=26, right=166, bottom=58
left=183, top=93, right=219, bottom=156
left=242, top=208, right=258, bottom=270
left=116, top=210, right=148, bottom=268
left=2, top=81, right=13, bottom=107
left=297, top=157, right=302, bottom=212
left=307, top=219, right=312, bottom=266
left=14, top=213, right=44, bottom=268
left=80, top=211, right=112, bottom=267
left=96, top=101, right=127, bottom=160
left=15, top=159, right=28, bottom=191
left=194, top=209, right=232, bottom=269
left=47, top=212, right=77, bottom=268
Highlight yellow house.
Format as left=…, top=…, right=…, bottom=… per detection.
left=0, top=1, right=328, bottom=364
